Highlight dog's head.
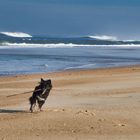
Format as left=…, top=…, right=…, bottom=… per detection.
left=40, top=78, right=52, bottom=90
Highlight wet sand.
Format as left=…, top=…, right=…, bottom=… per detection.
left=0, top=66, right=140, bottom=140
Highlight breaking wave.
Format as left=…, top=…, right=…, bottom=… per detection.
left=1, top=33, right=140, bottom=49
left=88, top=35, right=117, bottom=41
left=0, top=32, right=32, bottom=38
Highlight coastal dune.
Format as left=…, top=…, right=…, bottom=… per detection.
left=0, top=66, right=140, bottom=140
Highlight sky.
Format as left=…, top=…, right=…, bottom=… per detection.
left=0, top=0, right=140, bottom=39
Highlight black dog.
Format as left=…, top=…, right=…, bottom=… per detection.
left=29, top=78, right=52, bottom=112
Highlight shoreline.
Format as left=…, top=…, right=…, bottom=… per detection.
left=0, top=65, right=140, bottom=140
left=1, top=64, right=140, bottom=78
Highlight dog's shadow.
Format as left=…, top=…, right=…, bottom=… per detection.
left=0, top=109, right=27, bottom=114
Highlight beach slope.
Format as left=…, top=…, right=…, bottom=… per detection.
left=0, top=66, right=140, bottom=140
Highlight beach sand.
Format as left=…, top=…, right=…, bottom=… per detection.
left=0, top=66, right=140, bottom=140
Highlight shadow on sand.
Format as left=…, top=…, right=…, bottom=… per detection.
left=0, top=109, right=28, bottom=114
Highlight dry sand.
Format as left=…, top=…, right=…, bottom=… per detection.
left=0, top=66, right=140, bottom=140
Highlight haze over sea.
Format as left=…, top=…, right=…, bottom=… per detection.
left=0, top=32, right=140, bottom=76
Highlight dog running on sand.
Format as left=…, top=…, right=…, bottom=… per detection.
left=29, top=78, right=52, bottom=112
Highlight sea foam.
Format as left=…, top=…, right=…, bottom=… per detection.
left=0, top=42, right=93, bottom=48
left=1, top=42, right=140, bottom=49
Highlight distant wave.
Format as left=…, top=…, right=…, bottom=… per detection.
left=0, top=32, right=32, bottom=38
left=122, top=40, right=140, bottom=42
left=88, top=35, right=117, bottom=41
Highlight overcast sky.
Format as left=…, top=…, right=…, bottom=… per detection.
left=0, top=0, right=140, bottom=39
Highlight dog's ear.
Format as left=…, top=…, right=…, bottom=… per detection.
left=41, top=78, right=44, bottom=83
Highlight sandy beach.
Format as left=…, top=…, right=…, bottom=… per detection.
left=0, top=66, right=140, bottom=140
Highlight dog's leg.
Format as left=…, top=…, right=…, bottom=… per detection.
left=38, top=101, right=45, bottom=111
left=29, top=97, right=36, bottom=113
left=30, top=104, right=33, bottom=113
left=29, top=97, right=33, bottom=112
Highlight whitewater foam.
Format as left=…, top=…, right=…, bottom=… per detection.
left=1, top=42, right=140, bottom=49
left=0, top=42, right=95, bottom=48
left=1, top=32, right=32, bottom=38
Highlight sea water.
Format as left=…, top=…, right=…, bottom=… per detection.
left=0, top=46, right=140, bottom=76
left=0, top=32, right=140, bottom=75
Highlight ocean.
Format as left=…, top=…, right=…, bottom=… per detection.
left=0, top=32, right=140, bottom=76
